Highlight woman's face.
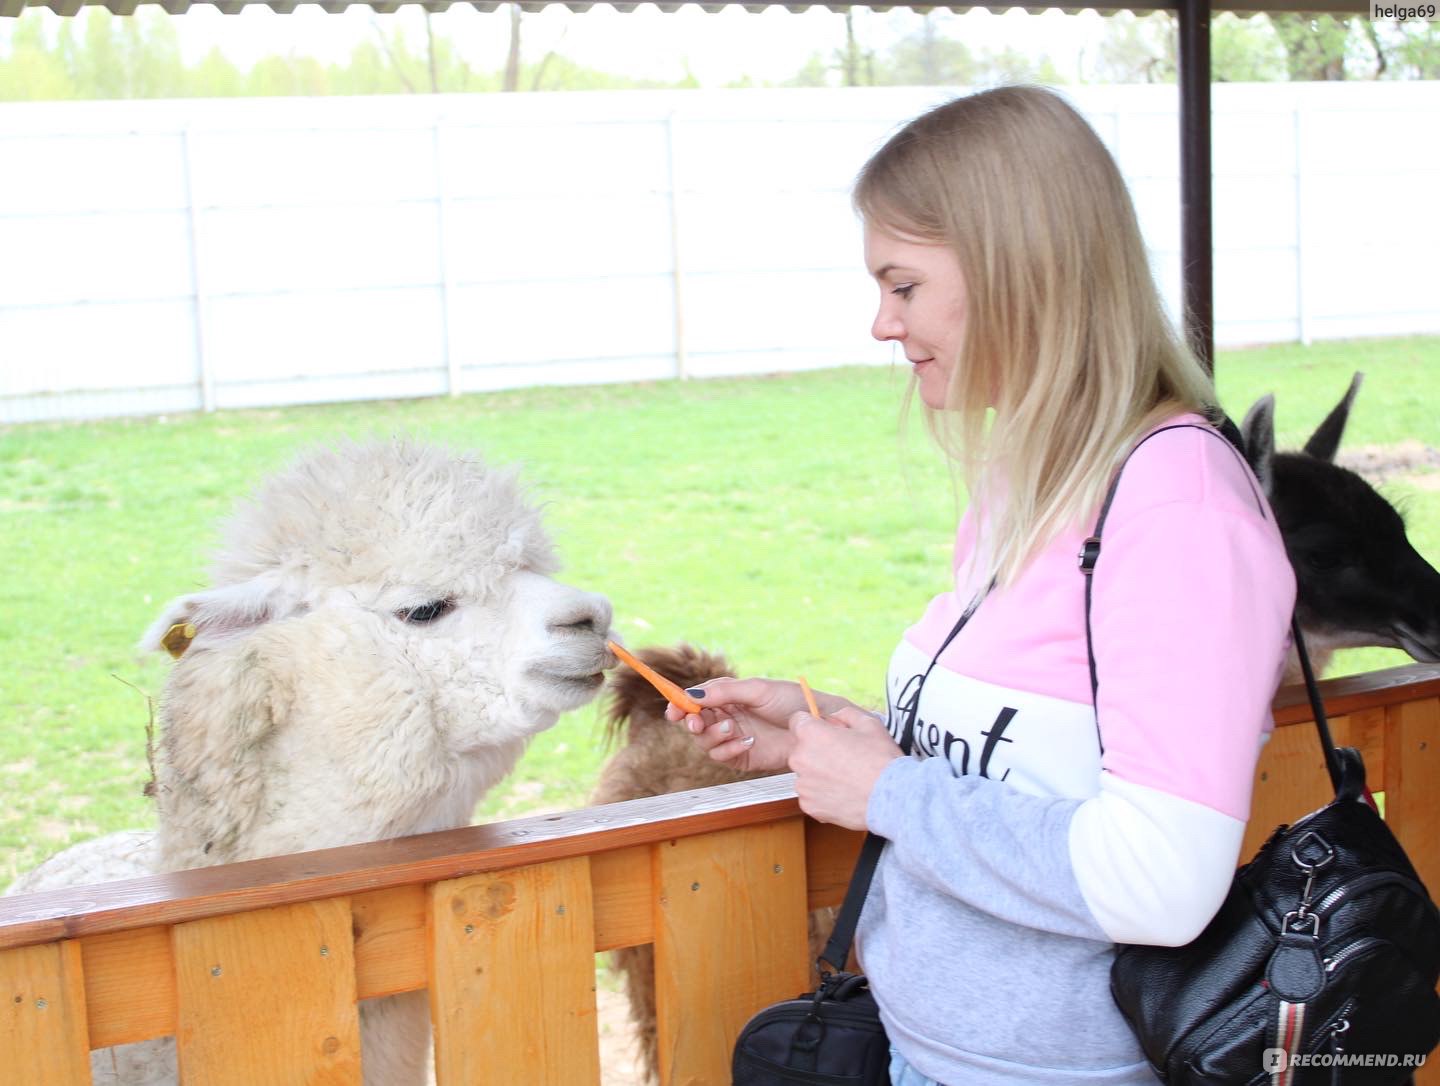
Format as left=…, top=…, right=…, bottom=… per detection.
left=864, top=223, right=968, bottom=411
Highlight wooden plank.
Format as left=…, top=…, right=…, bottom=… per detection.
left=653, top=818, right=810, bottom=1086
left=75, top=821, right=864, bottom=1051
left=0, top=775, right=802, bottom=951
left=429, top=856, right=598, bottom=1085
left=1243, top=715, right=1342, bottom=858
left=1384, top=697, right=1440, bottom=900
left=83, top=925, right=174, bottom=1049
left=352, top=886, right=425, bottom=1000
left=1341, top=706, right=1388, bottom=785
left=804, top=819, right=864, bottom=913
left=1272, top=663, right=1440, bottom=725
left=173, top=898, right=361, bottom=1085
left=592, top=845, right=652, bottom=953
left=0, top=940, right=91, bottom=1084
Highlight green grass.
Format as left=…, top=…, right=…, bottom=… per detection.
left=2, top=334, right=1437, bottom=891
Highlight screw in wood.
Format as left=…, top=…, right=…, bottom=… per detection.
left=210, top=966, right=222, bottom=977
left=464, top=924, right=475, bottom=935
left=35, top=999, right=47, bottom=1010
left=691, top=882, right=700, bottom=892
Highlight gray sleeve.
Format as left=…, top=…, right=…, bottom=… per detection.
left=866, top=754, right=1111, bottom=941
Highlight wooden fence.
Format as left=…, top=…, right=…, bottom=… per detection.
left=2, top=662, right=1438, bottom=1084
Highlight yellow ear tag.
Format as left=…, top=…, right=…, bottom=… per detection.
left=161, top=622, right=198, bottom=659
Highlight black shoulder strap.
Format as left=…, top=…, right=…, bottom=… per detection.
left=818, top=584, right=989, bottom=975
left=1080, top=418, right=1342, bottom=792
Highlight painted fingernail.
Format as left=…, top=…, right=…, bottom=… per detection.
left=685, top=688, right=706, bottom=699
left=741, top=736, right=756, bottom=748
left=717, top=719, right=733, bottom=735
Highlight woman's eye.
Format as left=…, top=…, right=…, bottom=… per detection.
left=398, top=599, right=455, bottom=625
left=891, top=284, right=916, bottom=299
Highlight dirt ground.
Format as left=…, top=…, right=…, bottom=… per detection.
left=597, top=986, right=649, bottom=1086
left=1337, top=440, right=1440, bottom=490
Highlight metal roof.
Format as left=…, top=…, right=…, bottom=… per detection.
left=0, top=0, right=1366, bottom=18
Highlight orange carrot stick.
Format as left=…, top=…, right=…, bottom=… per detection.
left=798, top=675, right=821, bottom=717
left=606, top=640, right=704, bottom=714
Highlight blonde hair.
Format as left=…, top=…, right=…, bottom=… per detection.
left=854, top=85, right=1217, bottom=587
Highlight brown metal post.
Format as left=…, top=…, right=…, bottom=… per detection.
left=1176, top=0, right=1214, bottom=375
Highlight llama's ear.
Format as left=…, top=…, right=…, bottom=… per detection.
left=1241, top=393, right=1277, bottom=497
left=139, top=577, right=289, bottom=658
left=1303, top=372, right=1364, bottom=463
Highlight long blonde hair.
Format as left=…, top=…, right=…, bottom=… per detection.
left=854, top=86, right=1217, bottom=587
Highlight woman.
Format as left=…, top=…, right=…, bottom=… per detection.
left=668, top=86, right=1296, bottom=1084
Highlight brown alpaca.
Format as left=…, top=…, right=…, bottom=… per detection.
left=592, top=643, right=833, bottom=1084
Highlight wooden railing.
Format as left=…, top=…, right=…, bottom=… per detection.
left=3, top=662, right=1438, bottom=1085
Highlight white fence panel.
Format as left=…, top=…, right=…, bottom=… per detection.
left=0, top=83, right=1436, bottom=425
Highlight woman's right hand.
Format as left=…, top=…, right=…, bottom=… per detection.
left=665, top=678, right=857, bottom=774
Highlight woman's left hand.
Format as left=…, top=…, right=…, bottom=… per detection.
left=789, top=706, right=903, bottom=831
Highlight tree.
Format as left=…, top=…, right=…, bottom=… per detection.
left=1269, top=14, right=1354, bottom=80
left=503, top=4, right=521, bottom=92
left=0, top=13, right=74, bottom=100
left=247, top=54, right=330, bottom=97
left=1211, top=14, right=1286, bottom=82
left=185, top=47, right=244, bottom=98
left=884, top=16, right=979, bottom=86
left=785, top=51, right=831, bottom=88
left=1388, top=21, right=1440, bottom=78
left=981, top=46, right=1065, bottom=86
left=1095, top=12, right=1177, bottom=84
left=837, top=11, right=879, bottom=87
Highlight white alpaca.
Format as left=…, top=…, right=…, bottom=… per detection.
left=8, top=438, right=616, bottom=1086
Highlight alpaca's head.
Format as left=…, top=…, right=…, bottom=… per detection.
left=141, top=439, right=615, bottom=866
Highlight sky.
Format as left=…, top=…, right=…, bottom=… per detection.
left=78, top=3, right=1112, bottom=88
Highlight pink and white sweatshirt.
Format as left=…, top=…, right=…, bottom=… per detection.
left=858, top=418, right=1297, bottom=1084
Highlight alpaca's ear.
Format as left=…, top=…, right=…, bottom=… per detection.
left=1240, top=393, right=1277, bottom=498
left=1302, top=371, right=1363, bottom=463
left=139, top=576, right=291, bottom=658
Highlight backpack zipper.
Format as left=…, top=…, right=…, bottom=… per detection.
left=1323, top=936, right=1385, bottom=973
left=1314, top=870, right=1428, bottom=917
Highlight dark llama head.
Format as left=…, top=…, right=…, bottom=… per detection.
left=1242, top=372, right=1440, bottom=671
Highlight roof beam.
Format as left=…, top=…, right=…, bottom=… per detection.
left=0, top=0, right=1370, bottom=17
left=1178, top=0, right=1215, bottom=374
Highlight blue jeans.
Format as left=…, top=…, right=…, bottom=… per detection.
left=889, top=1045, right=944, bottom=1086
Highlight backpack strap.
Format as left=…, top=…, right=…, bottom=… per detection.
left=1079, top=417, right=1342, bottom=792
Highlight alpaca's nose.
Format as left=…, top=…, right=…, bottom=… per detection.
left=546, top=592, right=613, bottom=637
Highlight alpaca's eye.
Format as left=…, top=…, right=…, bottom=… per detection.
left=1303, top=547, right=1350, bottom=574
left=398, top=599, right=455, bottom=625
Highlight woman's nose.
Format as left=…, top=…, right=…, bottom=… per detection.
left=872, top=306, right=903, bottom=343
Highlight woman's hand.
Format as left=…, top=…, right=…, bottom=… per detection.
left=790, top=707, right=903, bottom=831
left=666, top=677, right=861, bottom=774
left=666, top=677, right=802, bottom=773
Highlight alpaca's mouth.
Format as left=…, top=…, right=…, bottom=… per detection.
left=1396, top=625, right=1440, bottom=664
left=533, top=667, right=607, bottom=690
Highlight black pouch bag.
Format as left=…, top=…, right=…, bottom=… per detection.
left=1084, top=423, right=1440, bottom=1084
left=731, top=828, right=893, bottom=1086
left=732, top=968, right=890, bottom=1086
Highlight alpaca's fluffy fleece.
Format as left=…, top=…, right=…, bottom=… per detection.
left=592, top=644, right=833, bottom=1085
left=10, top=439, right=615, bottom=1086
